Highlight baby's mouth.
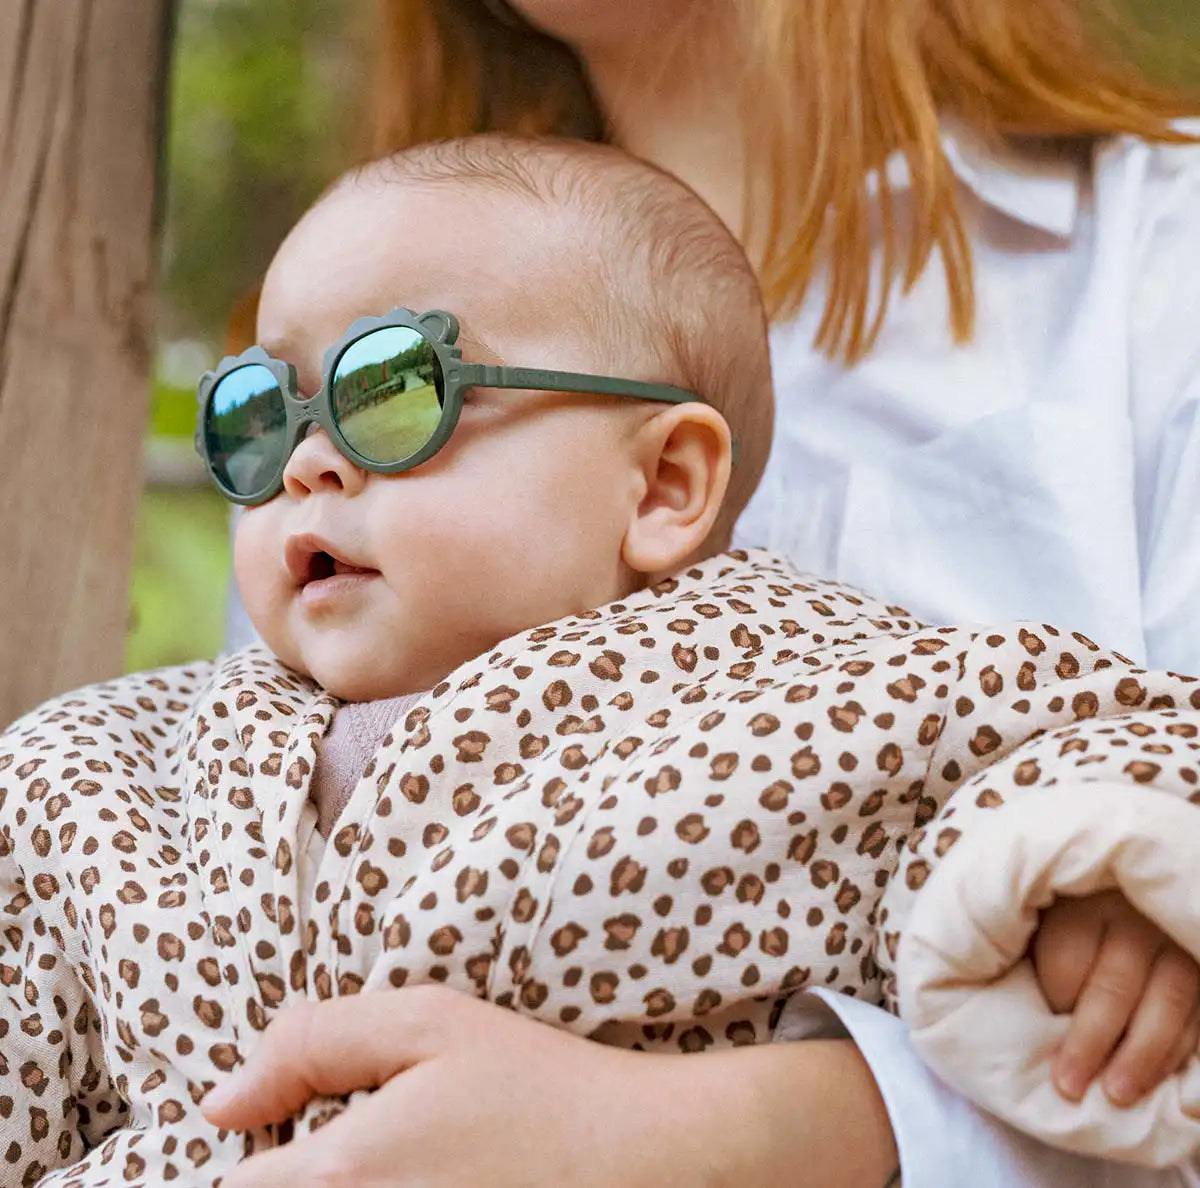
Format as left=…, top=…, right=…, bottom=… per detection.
left=285, top=533, right=378, bottom=588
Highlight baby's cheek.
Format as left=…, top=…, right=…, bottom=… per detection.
left=232, top=508, right=289, bottom=647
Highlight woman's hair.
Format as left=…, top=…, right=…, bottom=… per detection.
left=370, top=0, right=1199, bottom=362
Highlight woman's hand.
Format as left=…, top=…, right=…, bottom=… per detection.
left=203, top=985, right=898, bottom=1188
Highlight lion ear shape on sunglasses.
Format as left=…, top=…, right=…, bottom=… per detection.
left=195, top=306, right=722, bottom=506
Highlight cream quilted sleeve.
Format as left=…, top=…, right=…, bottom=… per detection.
left=879, top=627, right=1200, bottom=1168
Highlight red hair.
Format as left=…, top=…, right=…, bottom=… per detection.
left=369, top=0, right=1199, bottom=360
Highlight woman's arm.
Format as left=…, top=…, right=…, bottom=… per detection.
left=201, top=982, right=1199, bottom=1188
left=203, top=985, right=899, bottom=1188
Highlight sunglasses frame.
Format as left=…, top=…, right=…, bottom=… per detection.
left=195, top=307, right=710, bottom=506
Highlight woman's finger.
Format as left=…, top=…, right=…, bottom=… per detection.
left=202, top=985, right=461, bottom=1128
left=1053, top=916, right=1158, bottom=1101
left=1101, top=947, right=1200, bottom=1106
left=218, top=1074, right=419, bottom=1188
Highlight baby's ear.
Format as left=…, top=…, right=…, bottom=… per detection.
left=621, top=403, right=732, bottom=576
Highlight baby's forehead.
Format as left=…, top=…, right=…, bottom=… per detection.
left=259, top=180, right=621, bottom=374
left=281, top=178, right=587, bottom=289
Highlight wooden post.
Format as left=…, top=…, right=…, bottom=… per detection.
left=0, top=0, right=174, bottom=727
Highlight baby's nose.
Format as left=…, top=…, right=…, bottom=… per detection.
left=281, top=424, right=366, bottom=498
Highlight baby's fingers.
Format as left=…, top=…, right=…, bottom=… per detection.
left=1161, top=1008, right=1200, bottom=1081
left=1053, top=921, right=1157, bottom=1102
left=1034, top=897, right=1103, bottom=1014
left=1101, top=946, right=1200, bottom=1107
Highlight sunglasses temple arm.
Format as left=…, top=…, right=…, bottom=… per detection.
left=452, top=363, right=737, bottom=463
left=452, top=363, right=702, bottom=406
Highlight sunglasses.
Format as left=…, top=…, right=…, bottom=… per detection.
left=195, top=307, right=710, bottom=506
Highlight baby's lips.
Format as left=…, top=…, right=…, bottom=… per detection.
left=284, top=531, right=370, bottom=584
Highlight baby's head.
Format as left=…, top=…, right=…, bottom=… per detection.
left=219, top=135, right=772, bottom=700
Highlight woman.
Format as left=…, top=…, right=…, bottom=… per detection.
left=215, top=2, right=1200, bottom=1183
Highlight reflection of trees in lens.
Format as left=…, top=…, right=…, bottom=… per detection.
left=213, top=383, right=285, bottom=445
left=208, top=374, right=288, bottom=484
left=333, top=339, right=437, bottom=419
left=243, top=389, right=287, bottom=437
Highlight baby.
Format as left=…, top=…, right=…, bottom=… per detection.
left=1, top=136, right=1198, bottom=1187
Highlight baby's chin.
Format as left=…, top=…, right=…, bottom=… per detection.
left=265, top=634, right=425, bottom=703
left=310, top=659, right=428, bottom=704
left=273, top=617, right=520, bottom=703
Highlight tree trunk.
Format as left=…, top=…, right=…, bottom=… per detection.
left=0, top=0, right=173, bottom=727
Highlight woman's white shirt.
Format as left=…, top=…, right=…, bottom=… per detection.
left=749, top=124, right=1200, bottom=1186
left=736, top=121, right=1200, bottom=675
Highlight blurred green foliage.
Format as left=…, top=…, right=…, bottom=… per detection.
left=1117, top=0, right=1200, bottom=86
left=150, top=382, right=202, bottom=439
left=128, top=0, right=362, bottom=672
left=160, top=0, right=363, bottom=344
left=126, top=488, right=233, bottom=671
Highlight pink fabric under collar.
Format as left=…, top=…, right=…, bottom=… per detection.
left=310, top=693, right=425, bottom=837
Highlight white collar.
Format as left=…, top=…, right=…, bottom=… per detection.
left=879, top=120, right=1086, bottom=237
left=940, top=121, right=1084, bottom=236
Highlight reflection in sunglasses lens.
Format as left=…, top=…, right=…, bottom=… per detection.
left=331, top=327, right=444, bottom=464
left=205, top=363, right=288, bottom=497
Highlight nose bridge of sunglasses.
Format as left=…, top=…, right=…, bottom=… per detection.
left=285, top=382, right=323, bottom=429
left=284, top=402, right=325, bottom=457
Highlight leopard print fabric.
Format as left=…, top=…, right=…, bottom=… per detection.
left=2, top=549, right=1198, bottom=1185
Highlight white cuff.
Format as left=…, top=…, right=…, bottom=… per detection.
left=775, top=990, right=1198, bottom=1188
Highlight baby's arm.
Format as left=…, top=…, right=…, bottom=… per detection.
left=867, top=623, right=1200, bottom=1166
left=881, top=701, right=1200, bottom=1166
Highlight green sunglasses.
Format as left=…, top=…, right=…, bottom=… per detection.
left=195, top=307, right=710, bottom=506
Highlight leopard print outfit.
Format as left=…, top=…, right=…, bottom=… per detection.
left=2, top=550, right=1198, bottom=1185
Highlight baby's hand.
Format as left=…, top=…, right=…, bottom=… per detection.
left=1033, top=891, right=1200, bottom=1107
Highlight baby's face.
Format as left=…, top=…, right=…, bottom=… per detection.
left=236, top=181, right=647, bottom=700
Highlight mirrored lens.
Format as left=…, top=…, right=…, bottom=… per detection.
left=331, top=326, right=444, bottom=464
left=204, top=363, right=288, bottom=497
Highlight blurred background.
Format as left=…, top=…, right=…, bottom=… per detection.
left=129, top=0, right=368, bottom=669
left=133, top=0, right=1200, bottom=671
